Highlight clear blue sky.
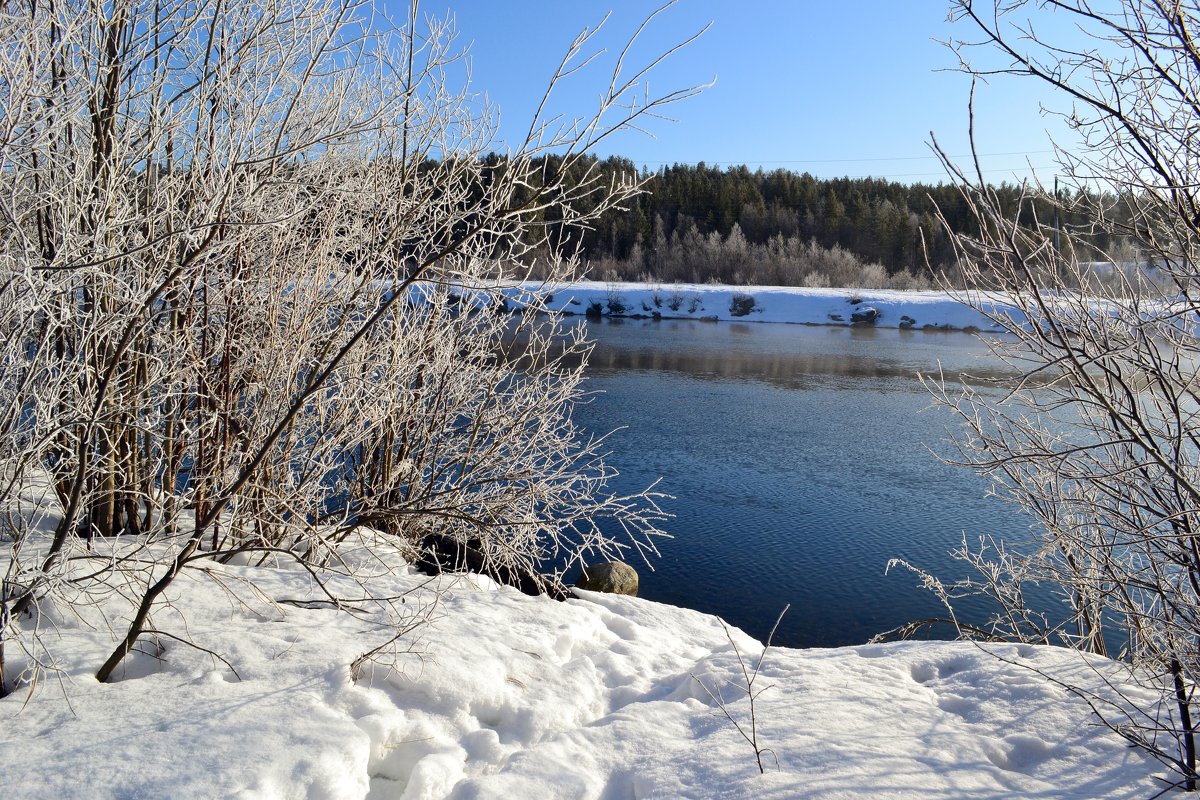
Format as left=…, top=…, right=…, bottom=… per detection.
left=396, top=1, right=1077, bottom=184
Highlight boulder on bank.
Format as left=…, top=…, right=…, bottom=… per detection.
left=850, top=306, right=879, bottom=324
left=575, top=561, right=639, bottom=596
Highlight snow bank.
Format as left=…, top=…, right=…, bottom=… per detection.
left=500, top=281, right=1021, bottom=331
left=0, top=545, right=1161, bottom=799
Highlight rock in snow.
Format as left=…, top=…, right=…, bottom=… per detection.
left=850, top=305, right=879, bottom=324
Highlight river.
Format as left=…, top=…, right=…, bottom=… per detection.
left=569, top=317, right=1041, bottom=648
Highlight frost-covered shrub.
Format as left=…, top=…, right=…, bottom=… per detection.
left=803, top=271, right=831, bottom=289
left=0, top=0, right=682, bottom=692
left=853, top=263, right=888, bottom=290
left=887, top=270, right=931, bottom=291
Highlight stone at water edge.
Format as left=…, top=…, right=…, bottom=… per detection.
left=850, top=306, right=879, bottom=324
left=575, top=561, right=639, bottom=596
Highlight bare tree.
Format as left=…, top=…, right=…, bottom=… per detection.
left=0, top=0, right=702, bottom=694
left=898, top=0, right=1200, bottom=790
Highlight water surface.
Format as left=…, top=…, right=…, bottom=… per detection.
left=571, top=318, right=1040, bottom=648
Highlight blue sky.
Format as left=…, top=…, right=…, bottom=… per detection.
left=397, top=1, right=1077, bottom=184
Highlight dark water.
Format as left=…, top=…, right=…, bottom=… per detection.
left=569, top=318, right=1043, bottom=649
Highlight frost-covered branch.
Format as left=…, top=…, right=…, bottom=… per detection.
left=0, top=0, right=699, bottom=695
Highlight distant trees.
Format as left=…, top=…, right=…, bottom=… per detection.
left=0, top=0, right=695, bottom=693
left=492, top=155, right=1136, bottom=288
left=586, top=221, right=924, bottom=289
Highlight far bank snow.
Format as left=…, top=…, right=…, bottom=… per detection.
left=503, top=281, right=1019, bottom=331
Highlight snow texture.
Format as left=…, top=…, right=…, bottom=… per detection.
left=0, top=543, right=1163, bottom=799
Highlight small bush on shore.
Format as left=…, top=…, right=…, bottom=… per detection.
left=729, top=293, right=758, bottom=317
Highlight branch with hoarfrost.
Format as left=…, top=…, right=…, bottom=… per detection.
left=0, top=0, right=701, bottom=696
left=876, top=543, right=1055, bottom=646
left=895, top=0, right=1200, bottom=790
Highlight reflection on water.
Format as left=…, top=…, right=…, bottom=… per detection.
left=569, top=318, right=1042, bottom=649
left=583, top=318, right=1019, bottom=389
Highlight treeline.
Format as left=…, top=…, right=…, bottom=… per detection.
left=491, top=154, right=1135, bottom=288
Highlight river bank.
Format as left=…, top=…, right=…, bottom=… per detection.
left=501, top=280, right=1019, bottom=331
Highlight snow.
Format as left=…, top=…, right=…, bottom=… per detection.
left=501, top=281, right=1024, bottom=331
left=0, top=536, right=1164, bottom=799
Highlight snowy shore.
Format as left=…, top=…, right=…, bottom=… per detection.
left=0, top=285, right=1162, bottom=798
left=0, top=537, right=1161, bottom=799
left=500, top=280, right=1021, bottom=332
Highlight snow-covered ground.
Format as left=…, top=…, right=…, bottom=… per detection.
left=0, top=538, right=1163, bottom=799
left=501, top=281, right=1021, bottom=331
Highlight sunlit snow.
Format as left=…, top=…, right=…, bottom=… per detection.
left=0, top=528, right=1162, bottom=798
left=504, top=280, right=1024, bottom=331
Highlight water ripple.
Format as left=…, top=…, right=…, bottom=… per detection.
left=573, top=320, right=1041, bottom=648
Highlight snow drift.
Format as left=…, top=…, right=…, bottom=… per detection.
left=0, top=538, right=1162, bottom=799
